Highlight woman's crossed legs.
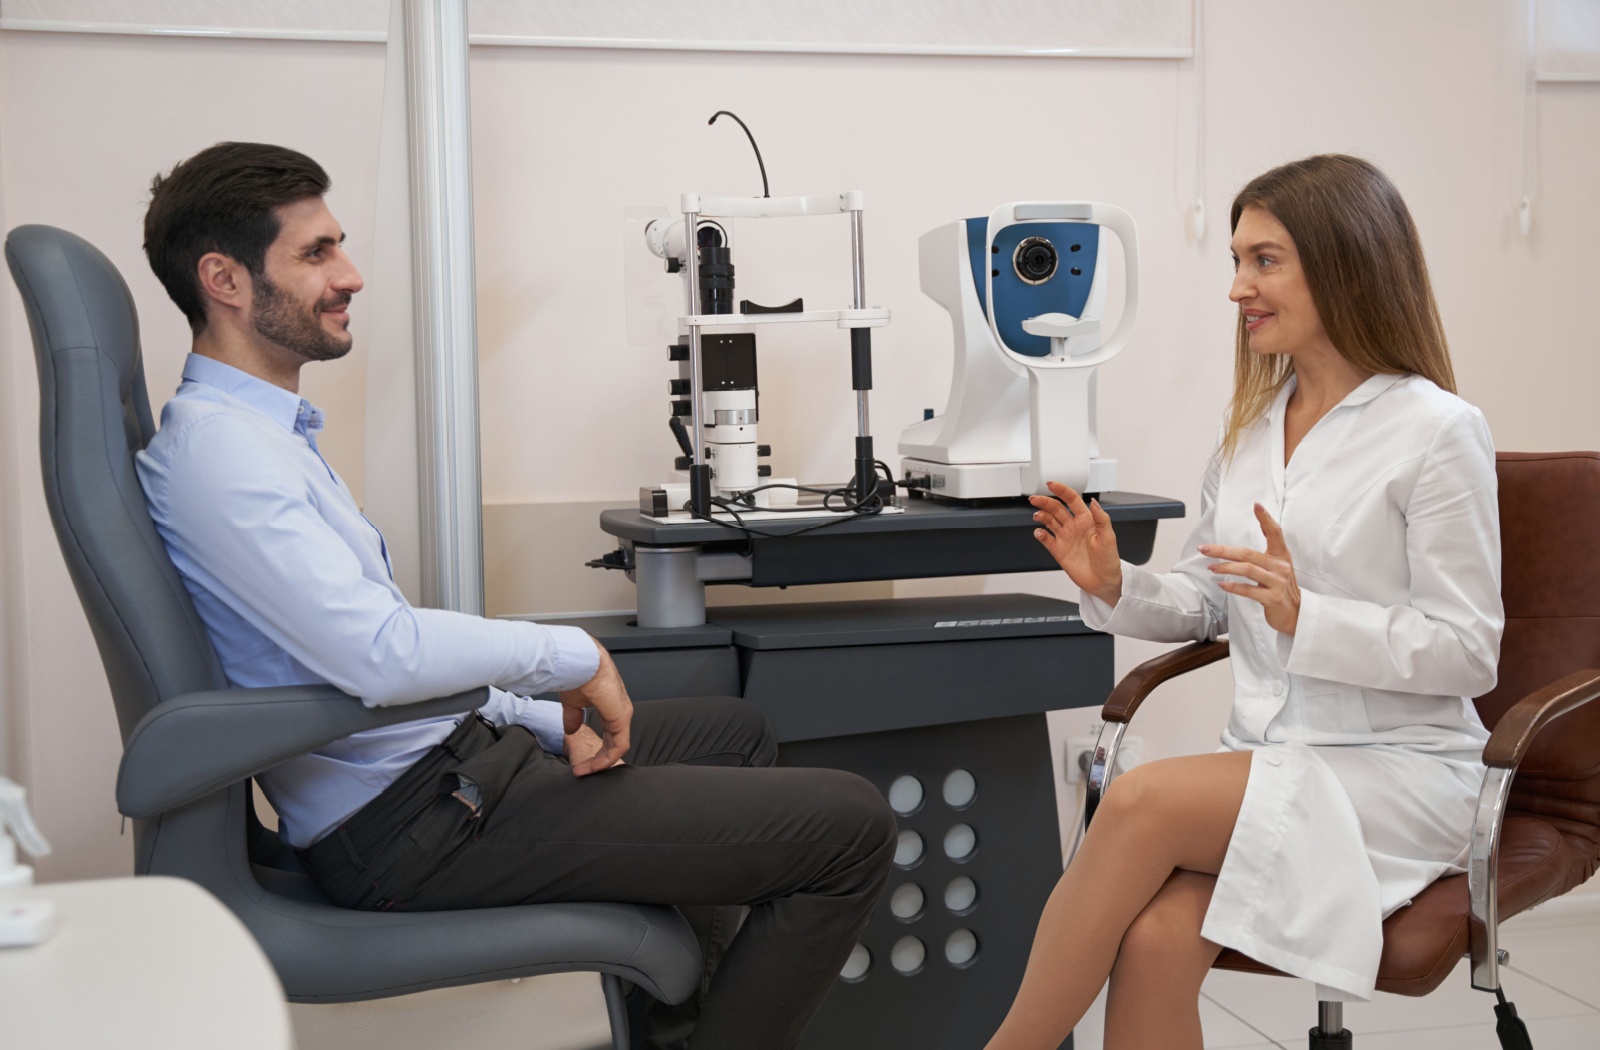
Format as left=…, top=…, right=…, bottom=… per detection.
left=984, top=749, right=1254, bottom=1050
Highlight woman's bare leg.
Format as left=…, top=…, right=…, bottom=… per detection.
left=1104, top=870, right=1224, bottom=1050
left=982, top=750, right=1252, bottom=1050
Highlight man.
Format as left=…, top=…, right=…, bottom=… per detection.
left=135, top=141, right=894, bottom=1050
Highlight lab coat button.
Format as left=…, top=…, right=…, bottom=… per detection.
left=1271, top=681, right=1285, bottom=696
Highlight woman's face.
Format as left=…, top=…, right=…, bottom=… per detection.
left=1229, top=204, right=1329, bottom=359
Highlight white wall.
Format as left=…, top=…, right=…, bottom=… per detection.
left=0, top=0, right=1595, bottom=984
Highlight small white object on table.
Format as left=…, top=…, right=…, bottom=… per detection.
left=0, top=875, right=293, bottom=1049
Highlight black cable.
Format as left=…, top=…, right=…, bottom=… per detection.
left=708, top=111, right=769, bottom=198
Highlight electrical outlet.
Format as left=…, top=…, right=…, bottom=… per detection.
left=1064, top=733, right=1143, bottom=784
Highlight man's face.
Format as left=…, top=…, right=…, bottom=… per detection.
left=251, top=197, right=364, bottom=362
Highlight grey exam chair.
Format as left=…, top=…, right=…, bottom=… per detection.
left=6, top=223, right=700, bottom=1048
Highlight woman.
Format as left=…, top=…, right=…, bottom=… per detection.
left=984, top=154, right=1502, bottom=1050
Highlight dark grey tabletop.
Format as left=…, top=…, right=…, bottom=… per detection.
left=593, top=490, right=1185, bottom=586
left=599, top=490, right=1184, bottom=545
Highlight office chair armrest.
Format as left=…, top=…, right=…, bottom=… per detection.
left=1085, top=639, right=1230, bottom=825
left=1468, top=667, right=1600, bottom=992
left=1481, top=668, right=1600, bottom=770
left=117, top=684, right=490, bottom=819
left=1101, top=639, right=1231, bottom=723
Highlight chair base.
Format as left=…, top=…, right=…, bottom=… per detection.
left=603, top=974, right=630, bottom=1050
left=1309, top=1025, right=1353, bottom=1049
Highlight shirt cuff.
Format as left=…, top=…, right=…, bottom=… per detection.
left=1077, top=561, right=1145, bottom=633
left=544, top=625, right=602, bottom=693
left=1283, top=589, right=1324, bottom=676
left=518, top=698, right=569, bottom=754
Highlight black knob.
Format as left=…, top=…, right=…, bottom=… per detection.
left=757, top=465, right=773, bottom=478
left=671, top=400, right=692, bottom=416
left=757, top=444, right=772, bottom=457
left=669, top=378, right=691, bottom=396
left=668, top=343, right=689, bottom=361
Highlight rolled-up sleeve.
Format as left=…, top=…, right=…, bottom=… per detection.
left=1284, top=407, right=1502, bottom=697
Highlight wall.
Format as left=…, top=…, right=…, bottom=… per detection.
left=0, top=2, right=1595, bottom=1040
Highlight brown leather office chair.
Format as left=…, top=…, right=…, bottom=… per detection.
left=1083, top=451, right=1600, bottom=1050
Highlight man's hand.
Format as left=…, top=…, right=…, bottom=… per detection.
left=558, top=639, right=632, bottom=776
left=1201, top=503, right=1301, bottom=635
left=564, top=724, right=607, bottom=768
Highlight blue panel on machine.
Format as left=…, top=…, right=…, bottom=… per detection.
left=965, top=218, right=1100, bottom=357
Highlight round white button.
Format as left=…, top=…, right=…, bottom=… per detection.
left=942, top=769, right=977, bottom=809
left=840, top=943, right=871, bottom=982
left=1271, top=681, right=1285, bottom=696
left=944, top=823, right=978, bottom=861
left=945, top=929, right=979, bottom=967
left=890, top=936, right=926, bottom=975
left=944, top=876, right=978, bottom=914
left=889, top=883, right=925, bottom=921
left=887, top=775, right=924, bottom=816
left=894, top=830, right=925, bottom=869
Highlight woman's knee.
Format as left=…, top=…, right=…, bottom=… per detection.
left=1091, top=759, right=1164, bottom=828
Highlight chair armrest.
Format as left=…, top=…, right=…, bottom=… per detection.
left=1085, top=640, right=1230, bottom=826
left=117, top=684, right=490, bottom=820
left=1482, top=668, right=1600, bottom=770
left=1102, top=639, right=1231, bottom=724
left=1469, top=667, right=1600, bottom=991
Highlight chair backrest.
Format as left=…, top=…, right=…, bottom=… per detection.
left=6, top=225, right=227, bottom=743
left=1479, top=451, right=1600, bottom=882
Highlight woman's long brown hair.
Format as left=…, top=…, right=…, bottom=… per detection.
left=1221, top=154, right=1455, bottom=461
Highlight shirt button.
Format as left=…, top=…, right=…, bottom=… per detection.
left=1271, top=681, right=1285, bottom=697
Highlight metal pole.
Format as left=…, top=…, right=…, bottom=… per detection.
left=403, top=0, right=484, bottom=614
left=850, top=209, right=870, bottom=437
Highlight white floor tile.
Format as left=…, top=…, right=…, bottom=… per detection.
left=1270, top=1011, right=1600, bottom=1050
left=1200, top=953, right=1594, bottom=1045
left=1066, top=982, right=1275, bottom=1049
left=1501, top=933, right=1600, bottom=1009
left=289, top=971, right=611, bottom=1050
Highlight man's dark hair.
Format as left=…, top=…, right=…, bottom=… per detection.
left=143, top=142, right=330, bottom=334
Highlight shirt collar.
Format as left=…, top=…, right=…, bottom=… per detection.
left=1338, top=371, right=1406, bottom=407
left=1277, top=370, right=1406, bottom=413
left=181, top=354, right=324, bottom=435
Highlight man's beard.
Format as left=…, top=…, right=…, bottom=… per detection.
left=251, top=274, right=353, bottom=362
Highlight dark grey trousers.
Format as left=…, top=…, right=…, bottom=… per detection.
left=300, top=696, right=895, bottom=1050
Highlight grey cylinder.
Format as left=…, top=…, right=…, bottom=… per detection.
left=634, top=546, right=706, bottom=628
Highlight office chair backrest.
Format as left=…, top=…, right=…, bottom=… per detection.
left=6, top=225, right=227, bottom=743
left=1480, top=451, right=1600, bottom=891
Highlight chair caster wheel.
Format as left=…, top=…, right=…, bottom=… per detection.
left=1309, top=1026, right=1353, bottom=1050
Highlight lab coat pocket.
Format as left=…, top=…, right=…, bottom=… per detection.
left=1291, top=681, right=1374, bottom=737
left=1361, top=687, right=1454, bottom=733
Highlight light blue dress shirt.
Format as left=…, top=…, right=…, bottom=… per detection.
left=136, top=354, right=599, bottom=848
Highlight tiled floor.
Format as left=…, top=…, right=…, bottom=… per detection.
left=291, top=894, right=1600, bottom=1049
left=1071, top=893, right=1600, bottom=1050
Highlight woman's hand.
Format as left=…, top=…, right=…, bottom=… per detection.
left=1030, top=482, right=1123, bottom=606
left=1200, top=503, right=1301, bottom=635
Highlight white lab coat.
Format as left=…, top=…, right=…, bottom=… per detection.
left=1079, top=372, right=1502, bottom=1000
